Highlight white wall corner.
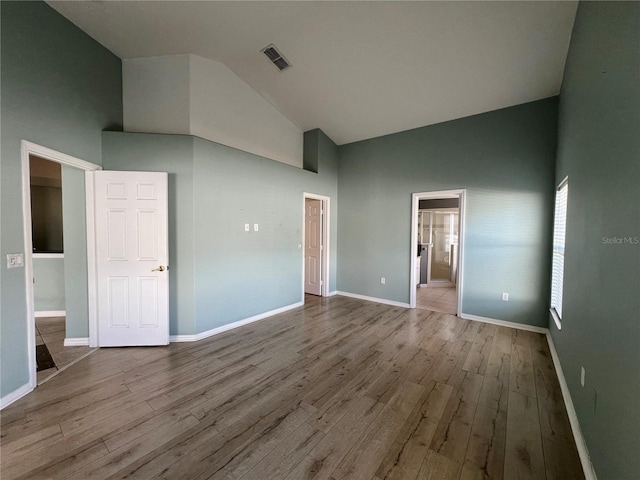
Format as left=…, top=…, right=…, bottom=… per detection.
left=122, top=53, right=304, bottom=168
left=188, top=54, right=303, bottom=168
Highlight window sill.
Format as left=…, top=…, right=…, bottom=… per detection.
left=550, top=308, right=562, bottom=330
left=33, top=253, right=64, bottom=259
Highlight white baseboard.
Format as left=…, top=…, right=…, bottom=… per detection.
left=327, top=291, right=338, bottom=297
left=64, top=337, right=90, bottom=347
left=335, top=291, right=410, bottom=308
left=0, top=382, right=33, bottom=410
left=459, top=313, right=549, bottom=334
left=459, top=312, right=595, bottom=480
left=35, top=310, right=66, bottom=318
left=170, top=301, right=304, bottom=343
left=546, top=334, right=597, bottom=480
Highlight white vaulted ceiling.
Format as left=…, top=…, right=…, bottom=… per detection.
left=47, top=1, right=578, bottom=145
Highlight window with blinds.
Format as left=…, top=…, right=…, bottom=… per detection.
left=550, top=178, right=568, bottom=328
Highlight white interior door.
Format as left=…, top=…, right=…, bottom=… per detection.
left=305, top=198, right=322, bottom=295
left=94, top=171, right=169, bottom=346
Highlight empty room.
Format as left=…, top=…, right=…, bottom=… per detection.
left=1, top=1, right=638, bottom=479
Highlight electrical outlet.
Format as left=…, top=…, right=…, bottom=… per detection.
left=254, top=224, right=259, bottom=232
left=381, top=277, right=386, bottom=285
left=581, top=366, right=586, bottom=387
left=502, top=292, right=509, bottom=301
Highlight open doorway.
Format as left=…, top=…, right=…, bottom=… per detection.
left=29, top=155, right=73, bottom=383
left=21, top=141, right=100, bottom=390
left=303, top=193, right=330, bottom=299
left=410, top=190, right=465, bottom=314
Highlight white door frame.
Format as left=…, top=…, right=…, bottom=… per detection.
left=302, top=193, right=330, bottom=298
left=21, top=141, right=101, bottom=390
left=410, top=189, right=466, bottom=314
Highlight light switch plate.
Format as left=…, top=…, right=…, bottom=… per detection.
left=254, top=224, right=259, bottom=232
left=7, top=253, right=24, bottom=269
left=244, top=224, right=250, bottom=232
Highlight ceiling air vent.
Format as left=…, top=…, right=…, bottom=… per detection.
left=261, top=44, right=291, bottom=71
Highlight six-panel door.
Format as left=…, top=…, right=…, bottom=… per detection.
left=94, top=171, right=169, bottom=346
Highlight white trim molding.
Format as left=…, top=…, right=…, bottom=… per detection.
left=170, top=301, right=304, bottom=343
left=302, top=192, right=331, bottom=298
left=22, top=141, right=100, bottom=171
left=546, top=334, right=598, bottom=480
left=32, top=253, right=64, bottom=259
left=85, top=171, right=98, bottom=348
left=0, top=382, right=33, bottom=410
left=38, top=348, right=99, bottom=386
left=35, top=310, right=66, bottom=318
left=459, top=313, right=548, bottom=334
left=336, top=291, right=410, bottom=308
left=64, top=337, right=90, bottom=347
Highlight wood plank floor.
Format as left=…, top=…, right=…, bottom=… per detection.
left=1, top=295, right=585, bottom=480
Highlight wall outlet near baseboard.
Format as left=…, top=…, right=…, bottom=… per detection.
left=380, top=277, right=385, bottom=285
left=501, top=292, right=509, bottom=301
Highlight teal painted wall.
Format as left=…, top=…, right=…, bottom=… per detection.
left=337, top=99, right=557, bottom=326
left=61, top=166, right=90, bottom=339
left=551, top=3, right=640, bottom=479
left=303, top=129, right=319, bottom=173
left=101, top=132, right=196, bottom=336
left=33, top=258, right=66, bottom=311
left=102, top=130, right=338, bottom=336
left=193, top=131, right=338, bottom=332
left=317, top=130, right=340, bottom=291
left=0, top=1, right=122, bottom=398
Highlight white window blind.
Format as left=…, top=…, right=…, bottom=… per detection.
left=551, top=178, right=568, bottom=324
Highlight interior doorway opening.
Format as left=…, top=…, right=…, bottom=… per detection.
left=21, top=141, right=101, bottom=391
left=303, top=193, right=330, bottom=300
left=410, top=190, right=465, bottom=314
left=418, top=206, right=459, bottom=288
left=29, top=155, right=80, bottom=383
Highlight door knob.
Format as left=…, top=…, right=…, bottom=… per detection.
left=152, top=266, right=165, bottom=272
